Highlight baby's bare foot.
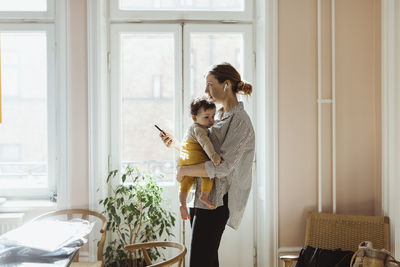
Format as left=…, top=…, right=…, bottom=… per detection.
left=200, top=194, right=216, bottom=209
left=179, top=206, right=190, bottom=220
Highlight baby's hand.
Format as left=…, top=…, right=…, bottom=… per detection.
left=176, top=166, right=185, bottom=182
left=212, top=154, right=222, bottom=166
left=160, top=132, right=175, bottom=148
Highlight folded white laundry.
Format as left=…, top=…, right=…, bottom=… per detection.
left=0, top=218, right=94, bottom=252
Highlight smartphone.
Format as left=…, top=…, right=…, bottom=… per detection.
left=154, top=124, right=166, bottom=136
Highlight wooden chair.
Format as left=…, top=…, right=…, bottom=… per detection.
left=34, top=209, right=107, bottom=267
left=280, top=212, right=390, bottom=267
left=125, top=241, right=187, bottom=267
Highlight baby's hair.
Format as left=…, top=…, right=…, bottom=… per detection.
left=190, top=96, right=216, bottom=116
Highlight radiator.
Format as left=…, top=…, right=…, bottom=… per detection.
left=0, top=213, right=24, bottom=235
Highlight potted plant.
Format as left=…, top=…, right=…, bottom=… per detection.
left=99, top=165, right=176, bottom=267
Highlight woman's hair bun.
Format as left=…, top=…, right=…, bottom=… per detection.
left=237, top=80, right=253, bottom=96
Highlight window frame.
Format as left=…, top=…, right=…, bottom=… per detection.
left=0, top=0, right=68, bottom=202
left=0, top=0, right=54, bottom=20
left=0, top=23, right=56, bottom=198
left=109, top=0, right=253, bottom=21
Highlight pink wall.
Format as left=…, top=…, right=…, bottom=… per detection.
left=278, top=0, right=318, bottom=247
left=278, top=0, right=382, bottom=248
left=68, top=0, right=88, bottom=209
left=335, top=0, right=382, bottom=216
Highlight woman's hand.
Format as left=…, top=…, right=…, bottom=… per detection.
left=176, top=166, right=185, bottom=182
left=176, top=163, right=208, bottom=182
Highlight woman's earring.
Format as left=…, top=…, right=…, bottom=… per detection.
left=224, top=84, right=227, bottom=92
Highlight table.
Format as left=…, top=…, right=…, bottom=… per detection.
left=0, top=219, right=93, bottom=266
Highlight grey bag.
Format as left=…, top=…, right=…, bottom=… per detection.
left=350, top=241, right=400, bottom=267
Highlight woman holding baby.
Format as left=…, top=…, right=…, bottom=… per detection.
left=160, top=62, right=255, bottom=267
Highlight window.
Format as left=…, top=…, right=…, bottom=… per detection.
left=0, top=0, right=66, bottom=199
left=0, top=144, right=21, bottom=161
left=0, top=0, right=47, bottom=11
left=110, top=0, right=252, bottom=21
left=0, top=0, right=54, bottom=19
left=183, top=24, right=254, bottom=126
left=119, top=0, right=245, bottom=11
left=110, top=25, right=181, bottom=182
left=152, top=75, right=162, bottom=99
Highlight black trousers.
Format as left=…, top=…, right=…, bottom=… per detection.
left=189, top=194, right=229, bottom=267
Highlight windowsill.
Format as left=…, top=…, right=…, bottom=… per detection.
left=0, top=199, right=57, bottom=213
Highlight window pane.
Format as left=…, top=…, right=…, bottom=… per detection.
left=120, top=33, right=175, bottom=181
left=0, top=31, right=48, bottom=189
left=120, top=0, right=244, bottom=11
left=0, top=0, right=46, bottom=11
left=190, top=32, right=243, bottom=99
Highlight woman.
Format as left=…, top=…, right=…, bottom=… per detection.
left=161, top=62, right=255, bottom=267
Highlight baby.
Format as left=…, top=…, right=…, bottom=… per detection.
left=178, top=96, right=221, bottom=220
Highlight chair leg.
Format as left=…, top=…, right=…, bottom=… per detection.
left=283, top=259, right=293, bottom=267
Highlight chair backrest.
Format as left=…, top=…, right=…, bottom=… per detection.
left=305, top=212, right=390, bottom=252
left=33, top=209, right=107, bottom=262
left=125, top=241, right=187, bottom=267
